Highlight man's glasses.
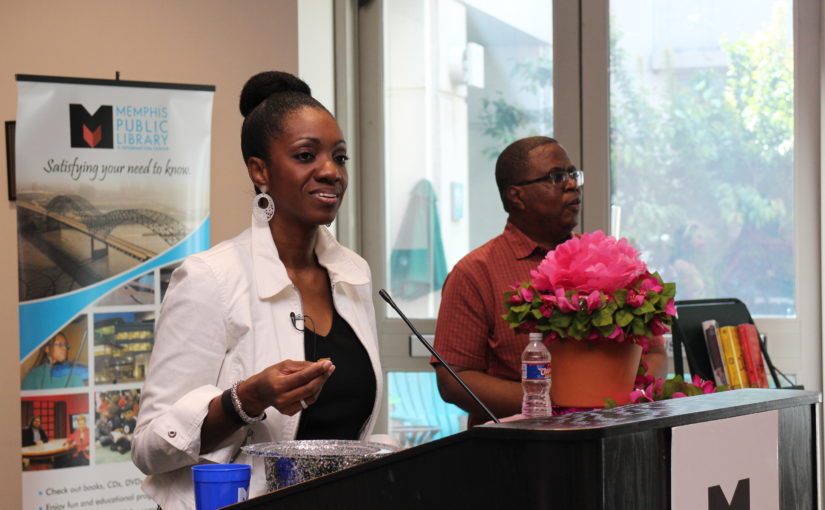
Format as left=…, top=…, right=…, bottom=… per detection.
left=513, top=167, right=584, bottom=188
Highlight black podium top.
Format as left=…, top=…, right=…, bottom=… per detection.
left=232, top=389, right=820, bottom=510
left=477, top=388, right=819, bottom=438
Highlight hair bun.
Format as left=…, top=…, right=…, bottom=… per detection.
left=239, top=71, right=312, bottom=117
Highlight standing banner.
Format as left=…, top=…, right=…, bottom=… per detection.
left=15, top=75, right=213, bottom=510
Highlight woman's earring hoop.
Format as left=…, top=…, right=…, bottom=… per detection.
left=253, top=185, right=275, bottom=223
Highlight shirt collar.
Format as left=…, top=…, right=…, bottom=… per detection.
left=504, top=221, right=548, bottom=260
left=504, top=221, right=578, bottom=260
left=251, top=215, right=370, bottom=299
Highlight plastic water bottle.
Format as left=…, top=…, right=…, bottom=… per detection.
left=521, top=332, right=552, bottom=418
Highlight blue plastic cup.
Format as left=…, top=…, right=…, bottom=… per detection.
left=192, top=463, right=251, bottom=510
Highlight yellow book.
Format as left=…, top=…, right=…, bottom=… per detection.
left=718, top=326, right=750, bottom=389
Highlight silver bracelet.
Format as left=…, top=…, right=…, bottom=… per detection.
left=230, top=380, right=267, bottom=424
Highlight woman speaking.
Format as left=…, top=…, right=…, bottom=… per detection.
left=132, top=71, right=383, bottom=509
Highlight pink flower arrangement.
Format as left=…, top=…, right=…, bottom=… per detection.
left=531, top=231, right=647, bottom=294
left=605, top=374, right=729, bottom=408
left=503, top=230, right=677, bottom=351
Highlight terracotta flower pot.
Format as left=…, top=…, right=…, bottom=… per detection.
left=548, top=340, right=643, bottom=408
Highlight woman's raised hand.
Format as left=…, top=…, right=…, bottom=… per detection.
left=238, top=359, right=335, bottom=416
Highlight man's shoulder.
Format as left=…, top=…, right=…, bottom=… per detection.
left=452, top=231, right=510, bottom=275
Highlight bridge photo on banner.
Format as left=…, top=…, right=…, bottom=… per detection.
left=15, top=75, right=213, bottom=509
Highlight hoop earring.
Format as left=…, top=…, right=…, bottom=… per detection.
left=253, top=185, right=275, bottom=223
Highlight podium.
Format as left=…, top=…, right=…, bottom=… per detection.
left=232, top=389, right=819, bottom=509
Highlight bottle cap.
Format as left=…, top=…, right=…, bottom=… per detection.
left=528, top=332, right=544, bottom=342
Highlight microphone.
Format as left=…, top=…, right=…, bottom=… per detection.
left=290, top=312, right=301, bottom=329
left=378, top=289, right=500, bottom=424
left=290, top=312, right=314, bottom=332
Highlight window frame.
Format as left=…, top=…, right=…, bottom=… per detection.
left=338, top=0, right=822, bottom=433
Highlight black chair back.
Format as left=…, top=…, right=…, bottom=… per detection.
left=671, top=298, right=756, bottom=382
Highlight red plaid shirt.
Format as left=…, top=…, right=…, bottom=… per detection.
left=433, top=222, right=576, bottom=381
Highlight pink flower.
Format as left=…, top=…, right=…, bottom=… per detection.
left=664, top=298, right=676, bottom=316
left=519, top=286, right=534, bottom=302
left=634, top=375, right=653, bottom=389
left=692, top=374, right=716, bottom=394
left=607, top=324, right=624, bottom=340
left=639, top=275, right=664, bottom=294
left=629, top=389, right=652, bottom=403
left=531, top=231, right=647, bottom=293
left=508, top=293, right=524, bottom=305
left=539, top=293, right=558, bottom=306
left=540, top=304, right=554, bottom=318
left=649, top=317, right=669, bottom=336
left=626, top=290, right=645, bottom=307
left=555, top=288, right=579, bottom=313
left=671, top=392, right=688, bottom=399
left=585, top=291, right=602, bottom=312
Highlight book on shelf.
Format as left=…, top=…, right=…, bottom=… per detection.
left=737, top=323, right=770, bottom=388
left=717, top=326, right=750, bottom=389
left=701, top=319, right=728, bottom=386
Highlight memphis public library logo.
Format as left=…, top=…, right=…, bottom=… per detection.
left=69, top=103, right=169, bottom=150
left=69, top=104, right=113, bottom=149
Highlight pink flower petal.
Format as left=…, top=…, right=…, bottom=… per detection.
left=629, top=389, right=652, bottom=403
left=586, top=290, right=602, bottom=312
left=650, top=317, right=668, bottom=336
left=520, top=286, right=534, bottom=302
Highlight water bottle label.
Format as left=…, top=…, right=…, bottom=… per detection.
left=522, top=362, right=550, bottom=380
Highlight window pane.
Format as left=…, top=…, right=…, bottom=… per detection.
left=609, top=0, right=794, bottom=317
left=384, top=0, right=553, bottom=318
left=388, top=371, right=467, bottom=447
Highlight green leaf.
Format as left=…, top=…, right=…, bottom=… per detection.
left=615, top=308, right=634, bottom=327
left=551, top=314, right=573, bottom=328
left=661, top=378, right=683, bottom=399
left=593, top=307, right=614, bottom=327
left=569, top=317, right=589, bottom=339
left=604, top=398, right=618, bottom=408
left=509, top=303, right=531, bottom=314
left=613, top=289, right=628, bottom=307
left=598, top=324, right=616, bottom=337
left=632, top=300, right=656, bottom=315
left=631, top=317, right=647, bottom=336
left=662, top=282, right=677, bottom=300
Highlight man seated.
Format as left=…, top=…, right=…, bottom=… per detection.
left=433, top=136, right=667, bottom=426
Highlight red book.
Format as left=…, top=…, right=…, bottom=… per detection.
left=737, top=323, right=769, bottom=388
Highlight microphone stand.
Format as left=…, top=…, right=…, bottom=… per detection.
left=379, top=289, right=500, bottom=424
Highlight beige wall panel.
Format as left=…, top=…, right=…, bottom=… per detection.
left=0, top=1, right=299, bottom=506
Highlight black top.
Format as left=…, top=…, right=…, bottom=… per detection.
left=296, top=309, right=376, bottom=440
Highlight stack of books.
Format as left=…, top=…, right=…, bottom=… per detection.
left=701, top=320, right=770, bottom=389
